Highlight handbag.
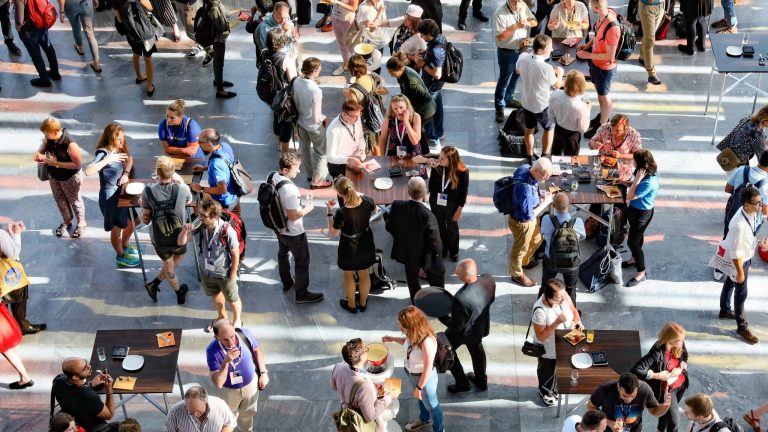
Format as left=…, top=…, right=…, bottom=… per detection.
left=521, top=307, right=545, bottom=358
left=0, top=258, right=29, bottom=297
left=37, top=163, right=49, bottom=181
left=578, top=244, right=622, bottom=293
left=716, top=147, right=742, bottom=172
left=708, top=242, right=738, bottom=280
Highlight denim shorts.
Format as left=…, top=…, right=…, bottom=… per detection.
left=589, top=62, right=616, bottom=96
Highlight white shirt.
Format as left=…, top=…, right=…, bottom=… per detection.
left=562, top=415, right=581, bottom=432
left=727, top=165, right=768, bottom=205
left=687, top=411, right=728, bottom=432
left=548, top=90, right=591, bottom=133
left=357, top=1, right=389, bottom=49
left=517, top=52, right=557, bottom=113
left=325, top=116, right=366, bottom=165
left=531, top=295, right=574, bottom=359
left=548, top=1, right=589, bottom=38
left=724, top=208, right=758, bottom=262
left=493, top=1, right=534, bottom=50
left=273, top=172, right=305, bottom=236
left=293, top=77, right=324, bottom=132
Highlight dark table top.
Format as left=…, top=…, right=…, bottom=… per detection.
left=554, top=329, right=641, bottom=395
left=520, top=38, right=591, bottom=78
left=118, top=156, right=204, bottom=208
left=541, top=155, right=625, bottom=206
left=89, top=329, right=183, bottom=394
left=710, top=33, right=768, bottom=74
left=346, top=156, right=425, bottom=205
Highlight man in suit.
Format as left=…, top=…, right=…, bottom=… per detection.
left=440, top=259, right=495, bottom=393
left=385, top=176, right=444, bottom=301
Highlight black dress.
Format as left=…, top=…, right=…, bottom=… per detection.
left=333, top=195, right=376, bottom=271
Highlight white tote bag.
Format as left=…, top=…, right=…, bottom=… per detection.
left=708, top=242, right=737, bottom=280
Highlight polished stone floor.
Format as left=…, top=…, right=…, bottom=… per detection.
left=1, top=0, right=768, bottom=430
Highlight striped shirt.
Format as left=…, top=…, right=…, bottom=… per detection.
left=164, top=396, right=235, bottom=432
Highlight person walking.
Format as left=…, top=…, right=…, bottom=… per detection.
left=59, top=0, right=102, bottom=73
left=0, top=0, right=22, bottom=57
left=1, top=222, right=47, bottom=336
left=492, top=0, right=536, bottom=123
left=114, top=0, right=156, bottom=96
left=710, top=0, right=737, bottom=34
left=457, top=0, right=488, bottom=31
left=638, top=0, right=665, bottom=85
left=293, top=57, right=331, bottom=188
left=329, top=0, right=360, bottom=75
left=14, top=0, right=61, bottom=87
left=623, top=149, right=660, bottom=287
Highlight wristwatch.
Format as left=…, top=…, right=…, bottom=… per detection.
left=259, top=370, right=268, bottom=376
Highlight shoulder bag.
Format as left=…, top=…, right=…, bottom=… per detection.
left=521, top=307, right=545, bottom=357
left=331, top=379, right=377, bottom=432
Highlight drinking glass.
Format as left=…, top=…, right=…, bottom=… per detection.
left=97, top=346, right=107, bottom=362
left=191, top=217, right=203, bottom=230
left=306, top=192, right=313, bottom=202
left=615, top=419, right=625, bottom=431
left=570, top=180, right=579, bottom=191
left=592, top=157, right=600, bottom=175
left=397, top=146, right=407, bottom=163
left=570, top=369, right=579, bottom=386
left=586, top=329, right=595, bottom=344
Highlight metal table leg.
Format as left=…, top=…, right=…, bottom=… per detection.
left=129, top=208, right=148, bottom=284
left=753, top=74, right=763, bottom=114
left=704, top=58, right=716, bottom=114
left=176, top=365, right=185, bottom=400
left=711, top=72, right=728, bottom=145
left=118, top=393, right=129, bottom=419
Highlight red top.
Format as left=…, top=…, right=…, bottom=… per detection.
left=592, top=9, right=620, bottom=70
left=666, top=352, right=686, bottom=389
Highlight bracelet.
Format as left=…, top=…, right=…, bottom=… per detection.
left=416, top=385, right=423, bottom=391
left=327, top=213, right=332, bottom=217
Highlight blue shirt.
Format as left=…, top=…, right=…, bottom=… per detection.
left=422, top=34, right=446, bottom=93
left=206, top=327, right=260, bottom=389
left=158, top=116, right=204, bottom=158
left=510, top=164, right=540, bottom=222
left=629, top=175, right=659, bottom=210
left=208, top=147, right=239, bottom=207
left=727, top=165, right=768, bottom=204
left=257, top=14, right=295, bottom=53
left=92, top=149, right=125, bottom=203
left=540, top=211, right=586, bottom=257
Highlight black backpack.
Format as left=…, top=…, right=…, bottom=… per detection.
left=672, top=12, right=687, bottom=39
left=350, top=74, right=385, bottom=133
left=601, top=14, right=636, bottom=61
left=724, top=167, right=766, bottom=234
left=209, top=153, right=254, bottom=197
left=710, top=417, right=745, bottom=432
left=121, top=0, right=157, bottom=43
left=493, top=176, right=523, bottom=215
left=433, top=332, right=455, bottom=373
left=436, top=41, right=463, bottom=83
left=548, top=215, right=581, bottom=272
left=144, top=184, right=184, bottom=249
left=271, top=77, right=299, bottom=124
left=257, top=49, right=286, bottom=104
left=258, top=172, right=290, bottom=232
left=369, top=248, right=395, bottom=291
left=193, top=6, right=216, bottom=47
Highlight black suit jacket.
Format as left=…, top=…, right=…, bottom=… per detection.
left=386, top=199, right=443, bottom=267
left=444, top=274, right=496, bottom=346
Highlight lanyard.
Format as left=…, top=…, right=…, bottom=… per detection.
left=395, top=118, right=406, bottom=144
left=441, top=169, right=450, bottom=192
left=608, top=127, right=628, bottom=151
left=594, top=11, right=610, bottom=34
left=618, top=402, right=631, bottom=421
left=187, top=412, right=205, bottom=432
left=218, top=339, right=241, bottom=369
left=741, top=208, right=757, bottom=236
left=166, top=117, right=184, bottom=145
left=204, top=224, right=219, bottom=262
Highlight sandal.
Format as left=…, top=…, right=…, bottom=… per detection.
left=55, top=223, right=71, bottom=237
left=72, top=225, right=86, bottom=239
left=744, top=411, right=762, bottom=432
left=203, top=319, right=216, bottom=333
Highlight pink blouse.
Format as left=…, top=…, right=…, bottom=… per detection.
left=588, top=124, right=642, bottom=156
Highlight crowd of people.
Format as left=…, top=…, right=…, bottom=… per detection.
left=1, top=0, right=768, bottom=430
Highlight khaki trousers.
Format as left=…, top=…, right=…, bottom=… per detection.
left=507, top=216, right=542, bottom=277
left=638, top=2, right=664, bottom=77
left=218, top=379, right=259, bottom=432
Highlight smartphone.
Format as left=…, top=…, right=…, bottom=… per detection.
left=238, top=11, right=250, bottom=21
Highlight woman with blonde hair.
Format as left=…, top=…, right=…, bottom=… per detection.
left=382, top=306, right=443, bottom=432
left=547, top=70, right=591, bottom=155
left=631, top=321, right=689, bottom=432
left=378, top=94, right=422, bottom=156
left=32, top=117, right=87, bottom=238
left=85, top=123, right=139, bottom=267
left=325, top=176, right=377, bottom=313
left=159, top=99, right=204, bottom=158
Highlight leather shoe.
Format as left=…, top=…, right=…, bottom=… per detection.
left=6, top=41, right=22, bottom=56
left=625, top=274, right=646, bottom=287
left=473, top=11, right=489, bottom=22
left=457, top=20, right=466, bottom=30
left=719, top=310, right=736, bottom=320
left=522, top=259, right=539, bottom=270
left=22, top=323, right=47, bottom=335
left=737, top=327, right=759, bottom=344
left=216, top=91, right=237, bottom=99
left=447, top=383, right=471, bottom=393
left=48, top=70, right=61, bottom=80
left=214, top=80, right=234, bottom=87
left=621, top=260, right=635, bottom=268
left=677, top=44, right=694, bottom=55
left=511, top=273, right=536, bottom=287
left=495, top=107, right=505, bottom=123
left=9, top=380, right=34, bottom=390
left=467, top=372, right=488, bottom=391
left=339, top=298, right=357, bottom=314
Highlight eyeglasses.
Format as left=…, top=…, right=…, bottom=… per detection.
left=76, top=360, right=91, bottom=376
left=199, top=213, right=215, bottom=219
left=749, top=201, right=763, bottom=207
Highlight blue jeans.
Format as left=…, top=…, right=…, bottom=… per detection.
left=411, top=368, right=443, bottom=432
left=18, top=23, right=58, bottom=81
left=721, top=0, right=737, bottom=27
left=495, top=48, right=520, bottom=109
left=426, top=89, right=444, bottom=141
left=65, top=0, right=99, bottom=62
left=720, top=259, right=750, bottom=329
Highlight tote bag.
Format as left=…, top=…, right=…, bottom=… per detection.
left=0, top=258, right=29, bottom=297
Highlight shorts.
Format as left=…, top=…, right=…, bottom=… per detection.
left=155, top=245, right=188, bottom=261
left=273, top=113, right=293, bottom=143
left=201, top=274, right=240, bottom=303
left=589, top=62, right=616, bottom=96
left=523, top=108, right=554, bottom=131
left=126, top=37, right=157, bottom=57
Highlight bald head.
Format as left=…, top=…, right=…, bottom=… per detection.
left=530, top=158, right=553, bottom=181
left=62, top=357, right=91, bottom=380
left=213, top=320, right=238, bottom=348
left=455, top=258, right=478, bottom=283
left=553, top=192, right=570, bottom=212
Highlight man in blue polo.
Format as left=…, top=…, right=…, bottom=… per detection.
left=207, top=319, right=269, bottom=432
left=191, top=128, right=241, bottom=217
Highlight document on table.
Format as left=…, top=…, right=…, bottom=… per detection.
left=363, top=159, right=381, bottom=173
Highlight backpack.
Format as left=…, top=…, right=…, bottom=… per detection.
left=350, top=74, right=386, bottom=133
left=122, top=0, right=158, bottom=43
left=433, top=332, right=455, bottom=373
left=257, top=49, right=286, bottom=104
left=27, top=0, right=57, bottom=29
left=724, top=167, right=766, bottom=233
left=710, top=418, right=745, bottom=432
left=435, top=41, right=463, bottom=83
left=193, top=5, right=216, bottom=47
left=601, top=14, right=636, bottom=61
left=596, top=207, right=629, bottom=247
left=548, top=215, right=581, bottom=272
left=221, top=209, right=246, bottom=256
left=257, top=172, right=291, bottom=233
left=331, top=379, right=377, bottom=432
left=492, top=176, right=522, bottom=215
left=672, top=12, right=687, bottom=39
left=368, top=249, right=396, bottom=291
left=144, top=184, right=185, bottom=249
left=271, top=77, right=299, bottom=124
left=209, top=153, right=254, bottom=197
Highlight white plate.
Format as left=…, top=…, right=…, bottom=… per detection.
left=122, top=355, right=145, bottom=372
left=571, top=352, right=593, bottom=369
left=374, top=177, right=393, bottom=190
left=125, top=182, right=145, bottom=195
left=726, top=45, right=743, bottom=57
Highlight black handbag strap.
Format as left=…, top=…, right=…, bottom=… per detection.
left=524, top=306, right=544, bottom=340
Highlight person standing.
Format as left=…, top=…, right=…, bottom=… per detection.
left=457, top=0, right=488, bottom=31
left=293, top=57, right=332, bottom=188
left=59, top=0, right=101, bottom=73
left=637, top=0, right=664, bottom=85
left=0, top=0, right=22, bottom=56
left=325, top=99, right=367, bottom=179
left=84, top=123, right=140, bottom=268
left=1, top=222, right=47, bottom=336
left=385, top=53, right=436, bottom=148
left=587, top=372, right=671, bottom=432
left=257, top=2, right=299, bottom=65
left=114, top=0, right=156, bottom=96
left=677, top=0, right=712, bottom=55
left=265, top=28, right=297, bottom=153
left=379, top=94, right=423, bottom=157
left=207, top=320, right=269, bottom=432
left=328, top=0, right=360, bottom=75
left=710, top=0, right=736, bottom=34
left=385, top=177, right=444, bottom=302
left=440, top=259, right=494, bottom=393
left=0, top=290, right=33, bottom=389
left=548, top=70, right=591, bottom=156
left=492, top=0, right=536, bottom=123
left=343, top=53, right=382, bottom=152
left=685, top=394, right=734, bottom=432
left=33, top=118, right=87, bottom=239
left=382, top=306, right=443, bottom=432
left=719, top=185, right=761, bottom=345
left=623, top=149, right=660, bottom=287
left=587, top=114, right=643, bottom=159
left=383, top=4, right=425, bottom=56
left=415, top=19, right=445, bottom=148
left=539, top=192, right=585, bottom=305
left=140, top=156, right=192, bottom=304
left=631, top=322, right=689, bottom=432
left=192, top=129, right=241, bottom=216
left=270, top=151, right=325, bottom=304
left=52, top=357, right=116, bottom=431
left=165, top=386, right=235, bottom=431
left=158, top=99, right=204, bottom=158
left=207, top=0, right=238, bottom=98
left=14, top=0, right=60, bottom=87
left=547, top=0, right=589, bottom=38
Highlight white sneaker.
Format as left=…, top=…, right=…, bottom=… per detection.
left=332, top=66, right=346, bottom=76
left=186, top=45, right=202, bottom=58
left=202, top=53, right=213, bottom=67
left=405, top=419, right=432, bottom=432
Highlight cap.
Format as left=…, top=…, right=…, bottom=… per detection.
left=405, top=4, right=423, bottom=18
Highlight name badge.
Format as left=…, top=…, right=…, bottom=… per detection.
left=436, top=193, right=448, bottom=206
left=230, top=371, right=243, bottom=385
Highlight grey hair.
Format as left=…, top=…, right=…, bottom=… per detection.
left=407, top=177, right=427, bottom=200
left=184, top=386, right=208, bottom=402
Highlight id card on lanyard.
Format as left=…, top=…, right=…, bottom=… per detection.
left=219, top=340, right=244, bottom=385
left=204, top=225, right=221, bottom=273
left=437, top=170, right=449, bottom=206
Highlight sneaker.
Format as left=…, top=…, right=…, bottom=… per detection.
left=296, top=291, right=324, bottom=304
left=710, top=18, right=728, bottom=29
left=116, top=253, right=140, bottom=268
left=332, top=66, right=346, bottom=76
left=5, top=40, right=22, bottom=56
left=175, top=283, right=189, bottom=305
left=405, top=420, right=432, bottom=432
left=647, top=75, right=662, bottom=86
left=202, top=53, right=213, bottom=67
left=186, top=45, right=202, bottom=58
left=539, top=389, right=557, bottom=406
left=428, top=139, right=441, bottom=151
left=124, top=245, right=143, bottom=256
left=737, top=327, right=759, bottom=344
left=713, top=268, right=724, bottom=281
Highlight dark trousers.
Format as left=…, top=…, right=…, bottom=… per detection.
left=657, top=385, right=684, bottom=432
left=3, top=286, right=31, bottom=331
left=277, top=232, right=310, bottom=297
left=458, top=0, right=483, bottom=21
left=537, top=357, right=557, bottom=396
left=530, top=0, right=557, bottom=37
left=403, top=260, right=444, bottom=303
left=431, top=203, right=460, bottom=257
left=720, top=259, right=750, bottom=330
left=448, top=340, right=487, bottom=387
left=684, top=15, right=706, bottom=51
left=0, top=1, right=15, bottom=42
left=213, top=40, right=226, bottom=90
left=551, top=124, right=581, bottom=156
left=626, top=206, right=654, bottom=272
left=540, top=256, right=577, bottom=305
left=18, top=23, right=58, bottom=81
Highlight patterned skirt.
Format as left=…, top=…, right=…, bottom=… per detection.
left=150, top=0, right=177, bottom=27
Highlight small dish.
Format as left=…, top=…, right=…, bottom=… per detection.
left=122, top=355, right=145, bottom=372
left=571, top=352, right=593, bottom=369
left=125, top=182, right=145, bottom=195
left=374, top=177, right=393, bottom=190
left=725, top=46, right=743, bottom=57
